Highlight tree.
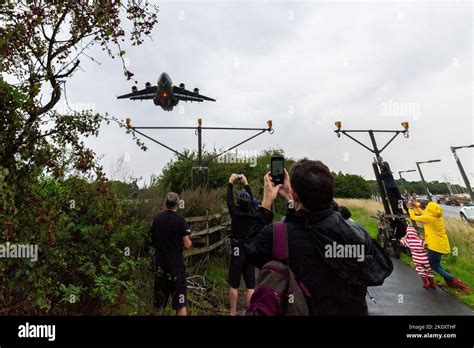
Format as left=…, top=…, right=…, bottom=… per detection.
left=333, top=172, right=372, bottom=199
left=156, top=148, right=290, bottom=195
left=0, top=1, right=159, bottom=314
left=1, top=0, right=158, bottom=233
left=1, top=0, right=156, bottom=169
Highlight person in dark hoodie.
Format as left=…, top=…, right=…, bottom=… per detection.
left=246, top=159, right=392, bottom=315
left=227, top=173, right=257, bottom=315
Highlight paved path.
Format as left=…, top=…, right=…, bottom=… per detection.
left=367, top=258, right=473, bottom=315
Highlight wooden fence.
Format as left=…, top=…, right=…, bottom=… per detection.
left=184, top=209, right=230, bottom=258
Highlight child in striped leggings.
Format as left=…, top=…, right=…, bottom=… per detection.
left=400, top=226, right=436, bottom=289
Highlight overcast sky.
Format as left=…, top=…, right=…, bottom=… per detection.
left=60, top=0, right=473, bottom=187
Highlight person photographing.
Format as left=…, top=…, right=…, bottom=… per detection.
left=245, top=159, right=392, bottom=315
left=227, top=173, right=257, bottom=315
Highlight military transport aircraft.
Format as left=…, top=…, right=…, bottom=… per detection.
left=117, top=72, right=216, bottom=111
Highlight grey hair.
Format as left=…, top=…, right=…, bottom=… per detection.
left=165, top=192, right=179, bottom=209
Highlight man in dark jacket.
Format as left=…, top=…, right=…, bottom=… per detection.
left=246, top=160, right=371, bottom=315
left=227, top=173, right=257, bottom=315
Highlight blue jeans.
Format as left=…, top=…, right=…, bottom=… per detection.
left=427, top=249, right=454, bottom=282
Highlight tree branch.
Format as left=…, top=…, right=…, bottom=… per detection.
left=55, top=59, right=80, bottom=79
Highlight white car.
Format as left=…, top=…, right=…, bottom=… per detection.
left=460, top=201, right=474, bottom=225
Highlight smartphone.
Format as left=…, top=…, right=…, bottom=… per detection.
left=270, top=156, right=285, bottom=185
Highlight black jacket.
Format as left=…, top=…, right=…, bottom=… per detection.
left=150, top=210, right=190, bottom=272
left=245, top=206, right=370, bottom=316
left=226, top=183, right=256, bottom=243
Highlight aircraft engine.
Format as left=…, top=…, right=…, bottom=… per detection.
left=145, top=82, right=151, bottom=89
left=132, top=86, right=138, bottom=93
left=179, top=83, right=185, bottom=89
left=193, top=88, right=199, bottom=94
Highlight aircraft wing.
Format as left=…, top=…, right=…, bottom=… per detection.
left=117, top=86, right=157, bottom=100
left=173, top=86, right=216, bottom=102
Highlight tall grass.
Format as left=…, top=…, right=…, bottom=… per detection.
left=335, top=198, right=383, bottom=239
left=336, top=198, right=384, bottom=216
left=338, top=198, right=474, bottom=308
left=179, top=189, right=226, bottom=217
left=185, top=253, right=230, bottom=316
left=439, top=217, right=474, bottom=307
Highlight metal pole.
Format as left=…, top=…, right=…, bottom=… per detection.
left=398, top=172, right=407, bottom=196
left=206, top=129, right=267, bottom=163
left=451, top=147, right=473, bottom=201
left=372, top=161, right=391, bottom=214
left=368, top=130, right=391, bottom=214
left=132, top=128, right=192, bottom=160
left=416, top=162, right=431, bottom=201
left=368, top=130, right=381, bottom=160
left=197, top=123, right=202, bottom=167
left=444, top=174, right=454, bottom=196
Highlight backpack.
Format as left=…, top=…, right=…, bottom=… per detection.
left=246, top=222, right=314, bottom=316
left=308, top=213, right=393, bottom=287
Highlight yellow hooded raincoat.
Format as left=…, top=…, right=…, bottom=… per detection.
left=408, top=202, right=451, bottom=254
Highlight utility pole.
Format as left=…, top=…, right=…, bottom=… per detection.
left=415, top=159, right=441, bottom=201
left=444, top=174, right=454, bottom=196
left=450, top=145, right=473, bottom=201
left=398, top=169, right=416, bottom=196
left=197, top=118, right=203, bottom=167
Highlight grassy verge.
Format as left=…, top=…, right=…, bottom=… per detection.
left=346, top=207, right=379, bottom=239
left=186, top=252, right=230, bottom=316
left=337, top=198, right=474, bottom=309
left=434, top=218, right=474, bottom=308
left=336, top=198, right=383, bottom=239
left=121, top=252, right=230, bottom=316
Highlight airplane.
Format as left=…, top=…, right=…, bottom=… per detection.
left=117, top=72, right=216, bottom=111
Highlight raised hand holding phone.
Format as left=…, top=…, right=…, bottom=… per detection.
left=262, top=172, right=282, bottom=210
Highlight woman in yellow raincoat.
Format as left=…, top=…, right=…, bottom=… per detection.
left=407, top=198, right=470, bottom=293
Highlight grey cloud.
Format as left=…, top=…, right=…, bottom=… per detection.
left=59, top=0, right=473, bottom=186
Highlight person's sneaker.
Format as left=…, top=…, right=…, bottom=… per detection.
left=445, top=278, right=457, bottom=288
left=452, top=278, right=471, bottom=294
